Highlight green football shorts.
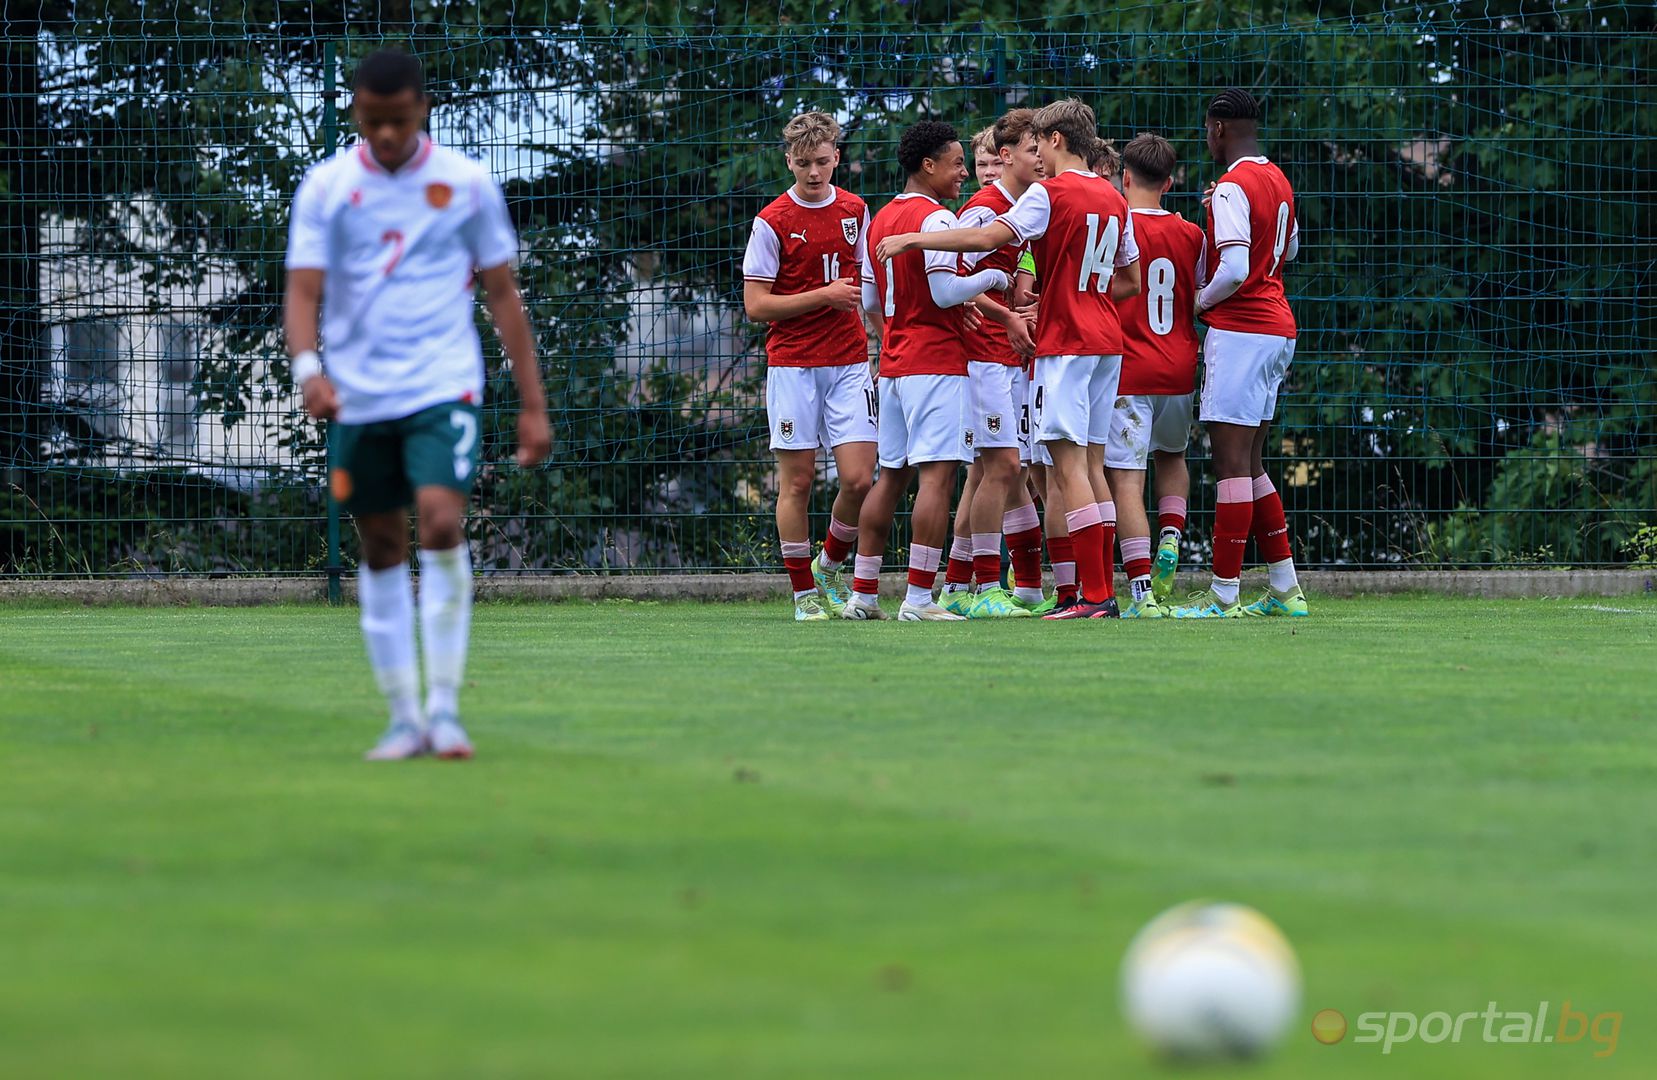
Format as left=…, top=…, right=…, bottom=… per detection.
left=329, top=401, right=481, bottom=515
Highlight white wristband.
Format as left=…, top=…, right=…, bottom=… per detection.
left=291, top=349, right=322, bottom=385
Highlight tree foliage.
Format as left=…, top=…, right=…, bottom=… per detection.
left=4, top=0, right=1652, bottom=572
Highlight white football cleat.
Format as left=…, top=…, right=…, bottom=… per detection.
left=898, top=599, right=967, bottom=621
left=428, top=715, right=474, bottom=760
left=841, top=599, right=889, bottom=621
left=364, top=722, right=429, bottom=761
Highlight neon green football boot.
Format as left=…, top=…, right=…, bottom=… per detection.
left=793, top=594, right=832, bottom=621
left=1150, top=534, right=1180, bottom=603
left=938, top=587, right=976, bottom=617
left=1120, top=595, right=1167, bottom=619
left=812, top=555, right=850, bottom=615
left=1010, top=591, right=1048, bottom=614
left=1169, top=588, right=1244, bottom=619
left=1242, top=585, right=1309, bottom=617
left=966, top=586, right=1034, bottom=618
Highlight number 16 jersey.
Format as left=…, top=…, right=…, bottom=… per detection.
left=742, top=185, right=871, bottom=368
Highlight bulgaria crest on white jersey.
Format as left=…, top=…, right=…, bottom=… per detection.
left=841, top=217, right=859, bottom=246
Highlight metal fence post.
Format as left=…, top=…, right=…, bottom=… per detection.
left=322, top=39, right=342, bottom=604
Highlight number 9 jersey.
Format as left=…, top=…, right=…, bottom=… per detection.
left=1202, top=157, right=1298, bottom=338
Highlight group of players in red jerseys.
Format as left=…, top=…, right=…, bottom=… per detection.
left=742, top=89, right=1310, bottom=622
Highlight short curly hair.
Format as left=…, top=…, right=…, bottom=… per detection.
left=897, top=120, right=960, bottom=176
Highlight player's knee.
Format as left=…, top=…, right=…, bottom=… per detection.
left=780, top=469, right=814, bottom=501
left=840, top=470, right=873, bottom=502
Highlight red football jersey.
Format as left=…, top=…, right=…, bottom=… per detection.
left=1117, top=209, right=1205, bottom=395
left=741, top=186, right=870, bottom=367
left=866, top=193, right=968, bottom=379
left=999, top=170, right=1137, bottom=358
left=1202, top=158, right=1297, bottom=339
left=957, top=180, right=1024, bottom=367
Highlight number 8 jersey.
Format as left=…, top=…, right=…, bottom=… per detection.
left=1117, top=208, right=1206, bottom=396
left=1203, top=157, right=1298, bottom=339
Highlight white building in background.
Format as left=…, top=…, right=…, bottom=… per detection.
left=37, top=209, right=307, bottom=489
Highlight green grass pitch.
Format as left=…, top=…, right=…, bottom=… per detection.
left=2, top=595, right=1654, bottom=1078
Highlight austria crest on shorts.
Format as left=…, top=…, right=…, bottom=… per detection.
left=986, top=414, right=1002, bottom=435
left=780, top=418, right=796, bottom=441
left=841, top=217, right=859, bottom=246
left=963, top=428, right=975, bottom=448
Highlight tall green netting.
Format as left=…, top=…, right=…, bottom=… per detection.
left=2, top=2, right=1653, bottom=577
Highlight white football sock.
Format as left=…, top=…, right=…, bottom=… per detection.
left=418, top=544, right=473, bottom=721
left=358, top=561, right=422, bottom=729
left=1268, top=557, right=1299, bottom=592
left=1130, top=577, right=1153, bottom=602
left=905, top=583, right=937, bottom=608
left=1211, top=575, right=1241, bottom=605
left=1014, top=586, right=1045, bottom=604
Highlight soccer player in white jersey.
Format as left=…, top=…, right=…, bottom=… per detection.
left=284, top=50, right=551, bottom=760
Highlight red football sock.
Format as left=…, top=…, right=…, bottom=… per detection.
left=822, top=516, right=857, bottom=566
left=944, top=535, right=973, bottom=587
left=781, top=539, right=814, bottom=593
left=1119, top=535, right=1153, bottom=581
left=1250, top=475, right=1294, bottom=564
left=1065, top=505, right=1110, bottom=603
left=1048, top=533, right=1077, bottom=601
left=1158, top=496, right=1187, bottom=535
left=1212, top=477, right=1253, bottom=581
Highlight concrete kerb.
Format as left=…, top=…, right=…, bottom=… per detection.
left=0, top=570, right=1651, bottom=606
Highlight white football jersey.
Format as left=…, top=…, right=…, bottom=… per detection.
left=285, top=134, right=518, bottom=424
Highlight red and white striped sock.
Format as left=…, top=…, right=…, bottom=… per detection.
left=1049, top=534, right=1078, bottom=602
left=907, top=543, right=944, bottom=607
left=1211, top=477, right=1253, bottom=604
left=1119, top=535, right=1153, bottom=601
left=1095, top=501, right=1117, bottom=599
left=943, top=535, right=974, bottom=593
left=781, top=539, right=815, bottom=600
left=1251, top=474, right=1298, bottom=591
left=1157, top=495, right=1187, bottom=538
left=1003, top=502, right=1044, bottom=601
left=1066, top=503, right=1110, bottom=603
left=971, top=532, right=1001, bottom=591
left=820, top=516, right=857, bottom=570
left=852, top=553, right=883, bottom=604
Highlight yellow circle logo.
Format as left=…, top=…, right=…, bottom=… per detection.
left=1312, top=1008, right=1348, bottom=1045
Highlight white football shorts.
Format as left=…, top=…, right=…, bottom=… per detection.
left=1031, top=354, right=1122, bottom=449
left=766, top=363, right=878, bottom=451
left=1105, top=392, right=1195, bottom=470
left=969, top=361, right=1024, bottom=454
left=1199, top=327, right=1296, bottom=427
left=877, top=373, right=971, bottom=469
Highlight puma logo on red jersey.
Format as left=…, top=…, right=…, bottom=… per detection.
left=789, top=230, right=808, bottom=243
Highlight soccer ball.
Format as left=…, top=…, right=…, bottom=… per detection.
left=1120, top=901, right=1301, bottom=1060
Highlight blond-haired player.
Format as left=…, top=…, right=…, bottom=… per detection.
left=742, top=111, right=879, bottom=621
